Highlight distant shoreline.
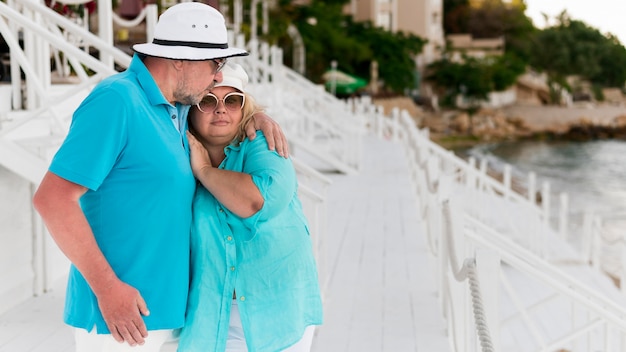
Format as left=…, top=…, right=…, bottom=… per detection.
left=424, top=104, right=626, bottom=149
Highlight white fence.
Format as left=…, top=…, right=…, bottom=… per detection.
left=362, top=106, right=626, bottom=351
left=0, top=0, right=350, bottom=313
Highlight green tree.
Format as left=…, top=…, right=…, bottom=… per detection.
left=426, top=53, right=524, bottom=107
left=265, top=0, right=425, bottom=94
left=529, top=11, right=626, bottom=94
left=345, top=19, right=425, bottom=93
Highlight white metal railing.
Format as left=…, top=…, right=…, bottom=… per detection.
left=0, top=0, right=136, bottom=183
left=292, top=157, right=333, bottom=298
left=239, top=36, right=364, bottom=175
left=362, top=103, right=626, bottom=351
left=1, top=0, right=364, bottom=183
left=0, top=0, right=345, bottom=308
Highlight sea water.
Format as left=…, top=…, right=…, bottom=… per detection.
left=461, top=139, right=626, bottom=242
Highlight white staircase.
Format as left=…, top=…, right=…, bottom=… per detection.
left=0, top=0, right=364, bottom=317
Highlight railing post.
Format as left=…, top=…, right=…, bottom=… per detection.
left=503, top=164, right=511, bottom=200
left=476, top=248, right=500, bottom=351
left=478, top=158, right=488, bottom=222
left=541, top=181, right=550, bottom=257
left=435, top=197, right=446, bottom=317
left=581, top=212, right=593, bottom=264
left=559, top=192, right=568, bottom=241
left=591, top=216, right=602, bottom=271
left=375, top=106, right=384, bottom=139
left=97, top=0, right=114, bottom=69
left=145, top=4, right=158, bottom=42
left=527, top=171, right=536, bottom=203
left=391, top=107, right=400, bottom=142
left=621, top=232, right=626, bottom=296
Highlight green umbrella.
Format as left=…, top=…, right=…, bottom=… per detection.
left=322, top=69, right=368, bottom=95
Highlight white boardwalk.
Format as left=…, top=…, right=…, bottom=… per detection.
left=0, top=135, right=450, bottom=352
left=311, top=135, right=449, bottom=352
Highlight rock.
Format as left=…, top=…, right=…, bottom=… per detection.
left=612, top=114, right=626, bottom=128
left=451, top=113, right=470, bottom=133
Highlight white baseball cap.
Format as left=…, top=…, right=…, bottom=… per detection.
left=214, top=63, right=248, bottom=92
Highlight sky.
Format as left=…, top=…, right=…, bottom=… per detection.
left=524, top=0, right=626, bottom=45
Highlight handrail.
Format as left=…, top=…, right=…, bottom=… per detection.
left=5, top=0, right=131, bottom=68
left=442, top=200, right=495, bottom=352
left=361, top=97, right=626, bottom=350
left=465, top=216, right=626, bottom=326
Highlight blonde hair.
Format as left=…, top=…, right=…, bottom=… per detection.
left=234, top=93, right=265, bottom=143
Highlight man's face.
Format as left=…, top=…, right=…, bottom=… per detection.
left=174, top=60, right=224, bottom=106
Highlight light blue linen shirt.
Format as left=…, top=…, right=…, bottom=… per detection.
left=49, top=54, right=196, bottom=333
left=179, top=131, right=323, bottom=352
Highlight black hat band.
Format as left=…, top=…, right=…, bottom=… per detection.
left=152, top=39, right=228, bottom=49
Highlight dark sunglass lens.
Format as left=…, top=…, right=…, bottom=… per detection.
left=200, top=95, right=218, bottom=112
left=224, top=95, right=243, bottom=110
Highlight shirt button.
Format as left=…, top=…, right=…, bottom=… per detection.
left=227, top=236, right=233, bottom=241
left=239, top=296, right=245, bottom=301
left=219, top=208, right=224, bottom=213
left=230, top=266, right=236, bottom=271
left=171, top=114, right=177, bottom=120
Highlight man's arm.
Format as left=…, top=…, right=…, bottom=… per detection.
left=32, top=172, right=149, bottom=346
left=245, top=112, right=289, bottom=157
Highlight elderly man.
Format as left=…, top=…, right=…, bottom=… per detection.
left=32, top=3, right=287, bottom=351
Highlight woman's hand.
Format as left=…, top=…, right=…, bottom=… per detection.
left=186, top=131, right=213, bottom=177
left=245, top=112, right=289, bottom=158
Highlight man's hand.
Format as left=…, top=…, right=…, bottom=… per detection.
left=246, top=112, right=289, bottom=157
left=33, top=172, right=149, bottom=346
left=97, top=280, right=150, bottom=346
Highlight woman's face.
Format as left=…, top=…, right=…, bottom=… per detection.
left=190, top=86, right=245, bottom=146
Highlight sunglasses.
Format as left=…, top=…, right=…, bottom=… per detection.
left=197, top=92, right=245, bottom=113
left=211, top=58, right=227, bottom=73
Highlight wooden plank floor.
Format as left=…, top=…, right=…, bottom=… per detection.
left=310, top=135, right=449, bottom=352
left=0, top=278, right=72, bottom=352
left=0, top=135, right=450, bottom=352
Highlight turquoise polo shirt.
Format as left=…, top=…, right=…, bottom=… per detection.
left=178, top=132, right=323, bottom=352
left=49, top=54, right=196, bottom=333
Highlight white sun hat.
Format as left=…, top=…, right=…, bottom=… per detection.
left=214, top=63, right=248, bottom=92
left=133, top=2, right=248, bottom=60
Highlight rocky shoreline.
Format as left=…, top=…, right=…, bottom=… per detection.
left=373, top=97, right=626, bottom=149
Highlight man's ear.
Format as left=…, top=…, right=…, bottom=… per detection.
left=172, top=59, right=185, bottom=71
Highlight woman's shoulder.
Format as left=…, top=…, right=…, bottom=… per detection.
left=240, top=130, right=270, bottom=150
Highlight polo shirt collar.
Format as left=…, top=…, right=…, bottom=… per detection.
left=129, top=54, right=170, bottom=107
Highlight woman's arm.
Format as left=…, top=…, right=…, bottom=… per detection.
left=187, top=131, right=264, bottom=218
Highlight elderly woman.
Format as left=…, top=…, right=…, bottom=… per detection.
left=178, top=63, right=323, bottom=352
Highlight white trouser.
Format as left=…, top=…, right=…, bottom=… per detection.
left=226, top=300, right=316, bottom=352
left=74, top=327, right=174, bottom=352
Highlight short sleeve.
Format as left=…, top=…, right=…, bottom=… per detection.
left=49, top=88, right=128, bottom=191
